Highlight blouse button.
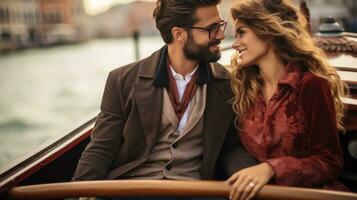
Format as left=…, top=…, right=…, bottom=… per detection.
left=166, top=165, right=172, bottom=171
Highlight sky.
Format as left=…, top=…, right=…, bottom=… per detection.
left=84, top=0, right=155, bottom=16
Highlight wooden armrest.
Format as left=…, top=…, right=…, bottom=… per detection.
left=5, top=180, right=357, bottom=200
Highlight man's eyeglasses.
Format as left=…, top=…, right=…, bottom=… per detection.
left=184, top=21, right=228, bottom=39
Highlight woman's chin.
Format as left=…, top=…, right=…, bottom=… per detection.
left=240, top=58, right=257, bottom=68
left=239, top=61, right=249, bottom=68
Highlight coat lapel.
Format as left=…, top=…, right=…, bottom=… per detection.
left=134, top=47, right=166, bottom=149
left=202, top=63, right=234, bottom=179
left=134, top=79, right=163, bottom=148
left=162, top=89, right=179, bottom=128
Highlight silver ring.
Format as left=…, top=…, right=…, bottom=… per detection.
left=248, top=182, right=255, bottom=188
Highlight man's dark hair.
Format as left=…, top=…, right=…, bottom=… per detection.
left=153, top=0, right=221, bottom=44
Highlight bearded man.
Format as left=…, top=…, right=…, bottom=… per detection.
left=73, top=1, right=256, bottom=199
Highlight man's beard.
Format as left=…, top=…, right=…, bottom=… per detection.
left=183, top=32, right=221, bottom=62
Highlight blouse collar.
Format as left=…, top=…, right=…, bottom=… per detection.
left=277, top=63, right=303, bottom=90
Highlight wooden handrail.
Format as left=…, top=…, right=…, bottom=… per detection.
left=5, top=180, right=357, bottom=200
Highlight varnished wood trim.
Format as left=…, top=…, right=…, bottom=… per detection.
left=5, top=180, right=357, bottom=200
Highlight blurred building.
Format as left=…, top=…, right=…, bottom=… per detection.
left=0, top=0, right=41, bottom=51
left=39, top=0, right=90, bottom=45
left=1, top=0, right=356, bottom=52
left=302, top=0, right=356, bottom=33
left=0, top=0, right=89, bottom=52
left=345, top=0, right=357, bottom=32
left=92, top=1, right=157, bottom=38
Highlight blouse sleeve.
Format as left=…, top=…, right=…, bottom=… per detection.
left=266, top=74, right=344, bottom=187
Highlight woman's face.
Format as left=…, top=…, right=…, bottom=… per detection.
left=232, top=20, right=270, bottom=67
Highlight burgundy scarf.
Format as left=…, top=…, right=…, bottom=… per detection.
left=166, top=62, right=198, bottom=122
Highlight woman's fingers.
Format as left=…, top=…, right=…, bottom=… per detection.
left=228, top=172, right=240, bottom=184
left=229, top=174, right=246, bottom=200
left=232, top=175, right=251, bottom=200
left=228, top=163, right=274, bottom=200
left=239, top=180, right=256, bottom=200
left=246, top=181, right=264, bottom=200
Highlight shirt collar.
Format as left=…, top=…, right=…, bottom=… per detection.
left=278, top=62, right=303, bottom=90
left=169, top=64, right=199, bottom=81
left=153, top=46, right=211, bottom=87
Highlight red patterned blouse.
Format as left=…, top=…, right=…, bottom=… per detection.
left=239, top=63, right=348, bottom=191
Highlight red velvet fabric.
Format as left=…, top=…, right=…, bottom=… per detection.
left=239, top=63, right=348, bottom=191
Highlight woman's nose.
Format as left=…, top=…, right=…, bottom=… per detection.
left=232, top=39, right=240, bottom=50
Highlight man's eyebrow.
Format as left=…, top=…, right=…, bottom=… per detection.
left=205, top=20, right=225, bottom=27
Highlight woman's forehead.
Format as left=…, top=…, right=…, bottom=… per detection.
left=235, top=18, right=247, bottom=27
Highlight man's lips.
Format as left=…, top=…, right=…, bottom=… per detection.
left=209, top=40, right=221, bottom=47
left=211, top=44, right=221, bottom=49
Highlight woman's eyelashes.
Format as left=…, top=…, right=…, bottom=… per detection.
left=235, top=29, right=245, bottom=39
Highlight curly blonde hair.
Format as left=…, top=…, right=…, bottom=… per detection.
left=230, top=0, right=347, bottom=129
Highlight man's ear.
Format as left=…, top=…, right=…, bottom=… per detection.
left=172, top=27, right=187, bottom=43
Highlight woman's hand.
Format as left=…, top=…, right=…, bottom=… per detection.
left=227, top=162, right=275, bottom=200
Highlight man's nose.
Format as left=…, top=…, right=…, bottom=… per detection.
left=216, top=27, right=225, bottom=40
